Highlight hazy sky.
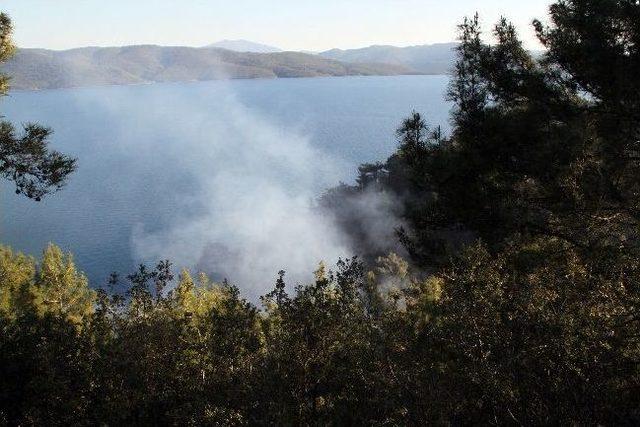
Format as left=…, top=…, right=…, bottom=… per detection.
left=2, top=0, right=553, bottom=51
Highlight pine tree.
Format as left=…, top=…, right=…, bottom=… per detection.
left=0, top=245, right=35, bottom=318
left=31, top=243, right=95, bottom=325
left=0, top=13, right=76, bottom=201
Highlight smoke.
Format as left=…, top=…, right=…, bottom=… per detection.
left=69, top=81, right=406, bottom=299
left=334, top=187, right=407, bottom=257
left=317, top=180, right=409, bottom=265
left=106, top=84, right=355, bottom=299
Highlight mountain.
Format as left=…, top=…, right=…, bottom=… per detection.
left=206, top=40, right=282, bottom=53
left=1, top=45, right=418, bottom=91
left=320, top=42, right=458, bottom=75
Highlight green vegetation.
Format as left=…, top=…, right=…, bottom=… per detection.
left=2, top=0, right=640, bottom=424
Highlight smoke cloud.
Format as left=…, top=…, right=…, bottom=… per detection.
left=114, top=85, right=354, bottom=298
left=71, top=81, right=405, bottom=299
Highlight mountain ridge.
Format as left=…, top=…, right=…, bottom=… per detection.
left=319, top=42, right=459, bottom=75
left=0, top=45, right=420, bottom=91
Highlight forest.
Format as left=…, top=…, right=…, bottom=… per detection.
left=1, top=0, right=640, bottom=424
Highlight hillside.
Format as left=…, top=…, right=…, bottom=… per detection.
left=0, top=45, right=418, bottom=90
left=320, top=42, right=458, bottom=74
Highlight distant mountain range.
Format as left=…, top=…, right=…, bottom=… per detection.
left=0, top=41, right=460, bottom=91
left=319, top=43, right=458, bottom=75
left=206, top=40, right=282, bottom=53
left=1, top=46, right=419, bottom=90
left=201, top=41, right=460, bottom=74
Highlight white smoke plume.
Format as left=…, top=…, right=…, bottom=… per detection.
left=116, top=86, right=354, bottom=298
left=70, top=81, right=405, bottom=299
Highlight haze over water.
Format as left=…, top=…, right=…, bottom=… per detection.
left=1, top=75, right=450, bottom=296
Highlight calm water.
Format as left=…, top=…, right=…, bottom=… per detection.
left=1, top=75, right=451, bottom=286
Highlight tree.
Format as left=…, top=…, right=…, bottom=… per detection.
left=321, top=0, right=640, bottom=422
left=31, top=243, right=95, bottom=325
left=0, top=245, right=34, bottom=318
left=0, top=13, right=76, bottom=201
left=3, top=1, right=640, bottom=424
left=361, top=0, right=640, bottom=265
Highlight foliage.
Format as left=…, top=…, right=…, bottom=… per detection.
left=3, top=0, right=640, bottom=424
left=0, top=13, right=76, bottom=200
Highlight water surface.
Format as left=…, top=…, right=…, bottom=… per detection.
left=1, top=75, right=451, bottom=287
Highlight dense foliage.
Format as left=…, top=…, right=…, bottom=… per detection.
left=2, top=0, right=640, bottom=424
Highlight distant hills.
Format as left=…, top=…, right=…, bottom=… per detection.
left=319, top=43, right=458, bottom=75
left=1, top=46, right=417, bottom=91
left=206, top=40, right=282, bottom=53
left=0, top=41, right=461, bottom=91
left=201, top=41, right=460, bottom=74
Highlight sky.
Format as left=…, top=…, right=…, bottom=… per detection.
left=2, top=0, right=553, bottom=51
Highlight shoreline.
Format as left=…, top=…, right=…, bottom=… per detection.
left=6, top=72, right=443, bottom=94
